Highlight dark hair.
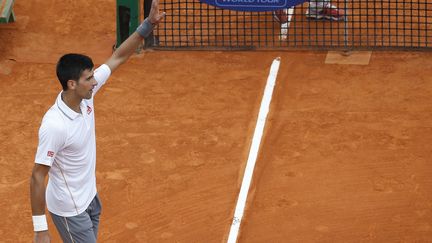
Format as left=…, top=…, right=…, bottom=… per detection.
left=56, top=54, right=94, bottom=91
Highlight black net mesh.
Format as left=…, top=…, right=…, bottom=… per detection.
left=152, top=0, right=432, bottom=50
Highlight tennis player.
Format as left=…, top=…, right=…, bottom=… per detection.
left=30, top=1, right=165, bottom=242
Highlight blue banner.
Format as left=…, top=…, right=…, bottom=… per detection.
left=200, top=0, right=308, bottom=12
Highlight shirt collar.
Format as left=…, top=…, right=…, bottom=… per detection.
left=56, top=92, right=83, bottom=120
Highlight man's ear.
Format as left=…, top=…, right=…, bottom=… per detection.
left=67, top=79, right=77, bottom=90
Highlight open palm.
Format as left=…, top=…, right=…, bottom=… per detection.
left=148, top=0, right=166, bottom=25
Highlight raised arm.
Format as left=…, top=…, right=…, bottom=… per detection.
left=105, top=0, right=166, bottom=72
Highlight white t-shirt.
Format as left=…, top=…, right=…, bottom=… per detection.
left=35, top=64, right=111, bottom=217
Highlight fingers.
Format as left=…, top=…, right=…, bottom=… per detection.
left=149, top=0, right=158, bottom=16
left=150, top=0, right=159, bottom=15
left=149, top=0, right=166, bottom=24
left=152, top=0, right=159, bottom=11
left=157, top=12, right=166, bottom=21
left=145, top=0, right=165, bottom=26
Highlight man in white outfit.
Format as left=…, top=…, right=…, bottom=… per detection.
left=30, top=1, right=165, bottom=242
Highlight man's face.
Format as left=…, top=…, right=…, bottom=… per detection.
left=75, top=68, right=97, bottom=99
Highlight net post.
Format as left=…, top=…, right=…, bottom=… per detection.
left=343, top=0, right=350, bottom=52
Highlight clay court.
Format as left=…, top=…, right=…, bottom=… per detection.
left=1, top=0, right=432, bottom=242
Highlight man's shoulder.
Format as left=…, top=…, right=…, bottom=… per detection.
left=40, top=105, right=67, bottom=132
left=42, top=104, right=61, bottom=120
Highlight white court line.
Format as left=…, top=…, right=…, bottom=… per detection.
left=227, top=57, right=281, bottom=243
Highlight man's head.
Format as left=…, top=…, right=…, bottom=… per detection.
left=56, top=54, right=97, bottom=99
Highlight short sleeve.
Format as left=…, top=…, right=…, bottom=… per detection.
left=92, top=64, right=112, bottom=95
left=34, top=120, right=66, bottom=166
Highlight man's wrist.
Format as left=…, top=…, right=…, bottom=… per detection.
left=136, top=18, right=154, bottom=38
left=32, top=215, right=48, bottom=232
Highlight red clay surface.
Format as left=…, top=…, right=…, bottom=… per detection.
left=239, top=52, right=432, bottom=242
left=1, top=1, right=432, bottom=242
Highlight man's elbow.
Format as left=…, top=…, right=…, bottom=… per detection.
left=105, top=57, right=125, bottom=73
left=30, top=164, right=50, bottom=186
left=30, top=170, right=43, bottom=188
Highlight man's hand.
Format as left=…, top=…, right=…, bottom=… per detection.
left=148, top=0, right=166, bottom=25
left=34, top=230, right=50, bottom=243
left=105, top=0, right=167, bottom=72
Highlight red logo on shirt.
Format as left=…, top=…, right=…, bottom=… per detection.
left=87, top=106, right=92, bottom=114
left=47, top=151, right=54, bottom=157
